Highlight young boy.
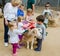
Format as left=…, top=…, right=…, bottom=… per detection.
left=42, top=2, right=53, bottom=36
left=34, top=15, right=46, bottom=51
left=17, top=4, right=24, bottom=17
left=42, top=2, right=52, bottom=16
left=42, top=2, right=52, bottom=27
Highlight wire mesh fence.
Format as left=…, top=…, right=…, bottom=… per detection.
left=35, top=0, right=60, bottom=11
left=0, top=0, right=60, bottom=10
left=22, top=0, right=60, bottom=11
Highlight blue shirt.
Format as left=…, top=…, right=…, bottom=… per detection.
left=17, top=8, right=24, bottom=17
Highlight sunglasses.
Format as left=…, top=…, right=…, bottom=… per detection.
left=45, top=6, right=49, bottom=7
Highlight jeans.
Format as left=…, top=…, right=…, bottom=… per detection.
left=4, top=19, right=9, bottom=43
left=4, top=19, right=11, bottom=43
left=37, top=38, right=42, bottom=50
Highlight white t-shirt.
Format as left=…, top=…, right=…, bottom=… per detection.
left=8, top=29, right=20, bottom=43
left=4, top=3, right=18, bottom=21
left=42, top=9, right=52, bottom=15
left=18, top=22, right=25, bottom=34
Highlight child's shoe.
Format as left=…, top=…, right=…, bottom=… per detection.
left=34, top=48, right=41, bottom=51
left=12, top=53, right=17, bottom=56
left=17, top=45, right=22, bottom=49
left=46, top=32, right=48, bottom=36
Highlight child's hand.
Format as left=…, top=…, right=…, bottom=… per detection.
left=32, top=12, right=34, bottom=15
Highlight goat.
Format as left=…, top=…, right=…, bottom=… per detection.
left=23, top=28, right=42, bottom=49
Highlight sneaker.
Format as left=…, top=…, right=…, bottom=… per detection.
left=34, top=48, right=41, bottom=51
left=4, top=43, right=8, bottom=47
left=13, top=53, right=17, bottom=56
left=17, top=44, right=23, bottom=49
left=17, top=45, right=22, bottom=49
left=46, top=32, right=48, bottom=36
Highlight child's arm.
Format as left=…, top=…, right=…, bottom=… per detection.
left=13, top=29, right=21, bottom=34
left=42, top=9, right=45, bottom=15
left=49, top=9, right=54, bottom=19
left=4, top=3, right=9, bottom=25
left=42, top=26, right=46, bottom=40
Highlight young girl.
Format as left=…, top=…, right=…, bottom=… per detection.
left=23, top=8, right=35, bottom=29
left=17, top=16, right=26, bottom=48
left=8, top=21, right=20, bottom=56
left=25, top=8, right=34, bottom=23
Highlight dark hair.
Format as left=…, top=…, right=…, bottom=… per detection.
left=21, top=4, right=24, bottom=6
left=45, top=2, right=50, bottom=7
left=17, top=16, right=24, bottom=22
left=19, top=4, right=24, bottom=7
left=46, top=2, right=50, bottom=4
left=36, top=15, right=45, bottom=22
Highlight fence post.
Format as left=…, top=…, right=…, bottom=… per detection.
left=57, top=0, right=59, bottom=10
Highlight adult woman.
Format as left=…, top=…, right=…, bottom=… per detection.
left=27, top=0, right=35, bottom=14
left=4, top=0, right=20, bottom=46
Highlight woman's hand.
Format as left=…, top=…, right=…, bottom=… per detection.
left=5, top=20, right=8, bottom=26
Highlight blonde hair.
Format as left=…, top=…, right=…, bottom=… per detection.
left=27, top=8, right=33, bottom=14
left=8, top=22, right=14, bottom=28
left=18, top=4, right=24, bottom=8
left=17, top=16, right=24, bottom=22
left=8, top=21, right=16, bottom=28
left=11, top=0, right=21, bottom=4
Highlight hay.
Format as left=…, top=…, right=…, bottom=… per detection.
left=48, top=11, right=60, bottom=27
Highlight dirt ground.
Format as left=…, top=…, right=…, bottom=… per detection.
left=0, top=13, right=60, bottom=56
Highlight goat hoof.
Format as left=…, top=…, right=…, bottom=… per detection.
left=27, top=47, right=29, bottom=49
left=31, top=47, right=33, bottom=50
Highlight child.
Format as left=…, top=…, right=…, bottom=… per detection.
left=44, top=12, right=49, bottom=28
left=8, top=21, right=20, bottom=56
left=42, top=2, right=52, bottom=27
left=23, top=8, right=35, bottom=29
left=17, top=4, right=24, bottom=17
left=26, top=8, right=34, bottom=22
left=42, top=2, right=52, bottom=36
left=17, top=16, right=25, bottom=33
left=17, top=16, right=26, bottom=48
left=42, top=2, right=52, bottom=16
left=34, top=15, right=46, bottom=51
left=23, top=19, right=35, bottom=29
